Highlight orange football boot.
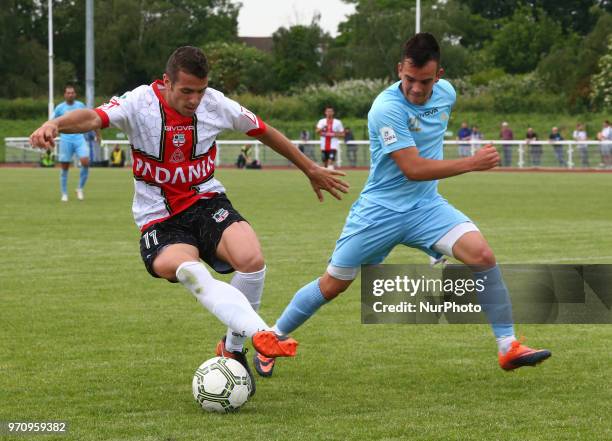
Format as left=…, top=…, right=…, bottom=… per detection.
left=498, top=338, right=551, bottom=371
left=253, top=352, right=276, bottom=377
left=251, top=331, right=298, bottom=358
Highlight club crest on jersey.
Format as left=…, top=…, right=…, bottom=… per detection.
left=408, top=117, right=421, bottom=132
left=172, top=133, right=186, bottom=148
left=170, top=149, right=185, bottom=163
left=212, top=208, right=229, bottom=223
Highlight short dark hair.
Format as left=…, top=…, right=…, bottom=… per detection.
left=401, top=33, right=440, bottom=67
left=165, top=46, right=209, bottom=82
left=64, top=83, right=76, bottom=92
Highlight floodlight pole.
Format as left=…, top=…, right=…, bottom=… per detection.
left=48, top=0, right=54, bottom=119
left=416, top=0, right=421, bottom=33
left=85, top=0, right=94, bottom=109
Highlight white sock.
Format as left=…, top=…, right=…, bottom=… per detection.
left=176, top=261, right=268, bottom=337
left=496, top=335, right=517, bottom=354
left=225, top=266, right=266, bottom=352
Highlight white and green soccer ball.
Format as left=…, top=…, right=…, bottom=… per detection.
left=192, top=357, right=252, bottom=413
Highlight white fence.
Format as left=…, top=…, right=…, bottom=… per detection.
left=4, top=137, right=611, bottom=169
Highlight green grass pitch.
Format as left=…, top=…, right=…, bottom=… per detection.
left=1, top=168, right=610, bottom=441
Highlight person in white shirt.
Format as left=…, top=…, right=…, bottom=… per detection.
left=316, top=106, right=344, bottom=169
left=572, top=123, right=589, bottom=167
left=597, top=120, right=611, bottom=168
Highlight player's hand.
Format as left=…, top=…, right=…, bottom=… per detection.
left=307, top=165, right=350, bottom=201
left=30, top=121, right=59, bottom=150
left=470, top=144, right=499, bottom=171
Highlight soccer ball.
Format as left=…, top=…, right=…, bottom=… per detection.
left=192, top=357, right=252, bottom=413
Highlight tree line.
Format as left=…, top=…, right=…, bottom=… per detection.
left=1, top=0, right=611, bottom=112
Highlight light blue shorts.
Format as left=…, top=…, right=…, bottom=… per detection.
left=58, top=137, right=89, bottom=163
left=330, top=196, right=471, bottom=267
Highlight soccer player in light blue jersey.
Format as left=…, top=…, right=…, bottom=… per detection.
left=254, top=33, right=551, bottom=376
left=53, top=84, right=99, bottom=201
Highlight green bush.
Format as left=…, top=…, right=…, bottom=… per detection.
left=297, top=79, right=389, bottom=118
left=0, top=98, right=48, bottom=119
left=454, top=73, right=566, bottom=114
left=232, top=93, right=309, bottom=121
left=467, top=68, right=506, bottom=86
left=233, top=79, right=389, bottom=120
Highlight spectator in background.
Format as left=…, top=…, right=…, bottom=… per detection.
left=40, top=149, right=55, bottom=167
left=300, top=129, right=316, bottom=161
left=456, top=121, right=471, bottom=157
left=525, top=127, right=541, bottom=166
left=344, top=127, right=357, bottom=167
left=573, top=123, right=589, bottom=167
left=316, top=106, right=344, bottom=169
left=85, top=130, right=101, bottom=162
left=597, top=120, right=612, bottom=168
left=500, top=122, right=513, bottom=167
left=110, top=145, right=126, bottom=167
left=549, top=126, right=565, bottom=167
left=236, top=144, right=251, bottom=169
left=298, top=129, right=308, bottom=154
left=470, top=125, right=482, bottom=154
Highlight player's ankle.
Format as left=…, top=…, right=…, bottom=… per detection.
left=496, top=335, right=517, bottom=354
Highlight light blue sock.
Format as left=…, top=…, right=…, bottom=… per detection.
left=79, top=166, right=89, bottom=189
left=275, top=278, right=328, bottom=334
left=473, top=265, right=515, bottom=338
left=60, top=169, right=68, bottom=195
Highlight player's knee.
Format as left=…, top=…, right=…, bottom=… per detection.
left=232, top=251, right=265, bottom=273
left=80, top=158, right=90, bottom=167
left=469, top=246, right=496, bottom=269
left=152, top=257, right=178, bottom=280
left=152, top=253, right=191, bottom=281
left=319, top=272, right=353, bottom=300
left=153, top=260, right=178, bottom=280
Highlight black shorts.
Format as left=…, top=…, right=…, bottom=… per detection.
left=139, top=195, right=246, bottom=280
left=321, top=150, right=337, bottom=162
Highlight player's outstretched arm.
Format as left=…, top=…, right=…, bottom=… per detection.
left=255, top=125, right=349, bottom=201
left=30, top=109, right=103, bottom=149
left=391, top=144, right=499, bottom=181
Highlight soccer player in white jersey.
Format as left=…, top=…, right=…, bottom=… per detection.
left=316, top=106, right=344, bottom=169
left=257, top=34, right=551, bottom=377
left=30, top=46, right=349, bottom=395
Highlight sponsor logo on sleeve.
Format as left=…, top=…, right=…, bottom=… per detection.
left=380, top=127, right=398, bottom=145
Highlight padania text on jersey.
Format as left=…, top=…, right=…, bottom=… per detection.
left=134, top=155, right=215, bottom=185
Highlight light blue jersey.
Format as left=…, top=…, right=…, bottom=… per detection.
left=359, top=79, right=455, bottom=212
left=53, top=101, right=87, bottom=142
left=329, top=79, right=470, bottom=266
